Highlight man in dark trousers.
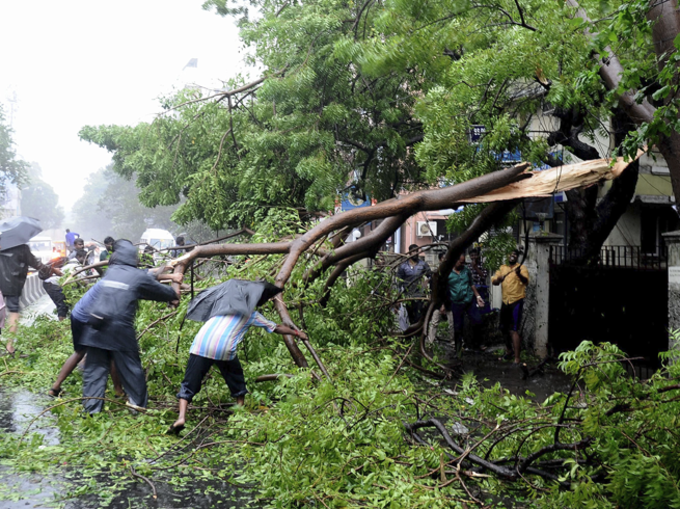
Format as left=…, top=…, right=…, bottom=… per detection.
left=0, top=243, right=45, bottom=354
left=38, top=258, right=68, bottom=321
left=396, top=244, right=432, bottom=326
left=80, top=239, right=179, bottom=414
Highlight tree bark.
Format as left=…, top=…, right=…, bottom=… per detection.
left=566, top=0, right=680, bottom=203
left=161, top=155, right=634, bottom=369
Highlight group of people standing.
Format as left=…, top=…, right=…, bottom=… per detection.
left=1, top=232, right=307, bottom=434
left=397, top=244, right=529, bottom=363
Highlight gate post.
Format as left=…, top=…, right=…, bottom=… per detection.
left=526, top=232, right=563, bottom=359
left=663, top=230, right=680, bottom=350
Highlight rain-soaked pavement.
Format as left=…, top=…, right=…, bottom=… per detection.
left=0, top=297, right=573, bottom=507
left=0, top=386, right=256, bottom=509
left=0, top=296, right=255, bottom=508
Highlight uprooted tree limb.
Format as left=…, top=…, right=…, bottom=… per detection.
left=65, top=153, right=640, bottom=378
left=163, top=153, right=640, bottom=374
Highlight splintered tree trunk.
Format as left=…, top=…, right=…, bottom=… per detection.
left=69, top=154, right=636, bottom=373
left=166, top=155, right=636, bottom=370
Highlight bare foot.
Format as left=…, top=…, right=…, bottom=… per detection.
left=167, top=417, right=185, bottom=435
left=236, top=396, right=245, bottom=406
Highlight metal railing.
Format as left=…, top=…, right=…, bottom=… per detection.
left=550, top=245, right=668, bottom=270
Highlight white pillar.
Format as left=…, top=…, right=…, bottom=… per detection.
left=662, top=230, right=680, bottom=350
left=526, top=232, right=563, bottom=359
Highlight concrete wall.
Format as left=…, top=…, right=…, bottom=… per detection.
left=19, top=274, right=46, bottom=310
left=520, top=232, right=563, bottom=358
left=664, top=231, right=680, bottom=344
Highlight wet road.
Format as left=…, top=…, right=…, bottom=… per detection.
left=0, top=295, right=256, bottom=508
left=0, top=388, right=255, bottom=509
left=0, top=297, right=573, bottom=507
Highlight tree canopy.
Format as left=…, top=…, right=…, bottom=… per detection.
left=80, top=0, right=680, bottom=256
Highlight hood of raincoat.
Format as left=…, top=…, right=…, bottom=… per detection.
left=110, top=239, right=138, bottom=268
left=79, top=242, right=177, bottom=352
left=186, top=279, right=282, bottom=322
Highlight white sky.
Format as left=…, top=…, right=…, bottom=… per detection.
left=0, top=0, right=245, bottom=208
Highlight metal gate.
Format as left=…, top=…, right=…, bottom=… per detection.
left=549, top=246, right=668, bottom=367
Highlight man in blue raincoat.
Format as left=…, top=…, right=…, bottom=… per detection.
left=80, top=239, right=179, bottom=414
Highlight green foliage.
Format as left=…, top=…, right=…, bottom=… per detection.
left=446, top=204, right=519, bottom=271
left=4, top=216, right=680, bottom=508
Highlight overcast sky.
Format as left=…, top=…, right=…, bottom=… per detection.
left=0, top=0, right=245, bottom=209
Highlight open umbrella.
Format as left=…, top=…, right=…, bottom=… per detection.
left=0, top=216, right=42, bottom=251
left=186, top=279, right=282, bottom=322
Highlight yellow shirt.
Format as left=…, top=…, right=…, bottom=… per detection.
left=493, top=263, right=529, bottom=305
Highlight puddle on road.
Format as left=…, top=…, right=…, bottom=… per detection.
left=0, top=387, right=256, bottom=508
left=462, top=350, right=573, bottom=402
left=0, top=387, right=66, bottom=509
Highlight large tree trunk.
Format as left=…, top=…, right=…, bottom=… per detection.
left=545, top=105, right=640, bottom=261
left=648, top=0, right=680, bottom=202
left=567, top=0, right=680, bottom=202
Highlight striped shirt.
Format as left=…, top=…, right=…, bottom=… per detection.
left=189, top=312, right=277, bottom=361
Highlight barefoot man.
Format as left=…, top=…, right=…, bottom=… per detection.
left=492, top=249, right=529, bottom=364
left=169, top=281, right=306, bottom=434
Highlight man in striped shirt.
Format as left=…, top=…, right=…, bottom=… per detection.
left=169, top=309, right=307, bottom=434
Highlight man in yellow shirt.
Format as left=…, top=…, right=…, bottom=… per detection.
left=492, top=249, right=529, bottom=363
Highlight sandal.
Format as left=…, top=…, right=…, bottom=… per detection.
left=48, top=387, right=63, bottom=398
left=166, top=423, right=185, bottom=435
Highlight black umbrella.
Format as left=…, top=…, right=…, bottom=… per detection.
left=186, top=279, right=282, bottom=322
left=0, top=216, right=42, bottom=251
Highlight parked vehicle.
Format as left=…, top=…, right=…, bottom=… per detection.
left=28, top=235, right=54, bottom=263
left=139, top=228, right=175, bottom=259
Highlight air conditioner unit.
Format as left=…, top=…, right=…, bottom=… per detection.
left=416, top=221, right=437, bottom=237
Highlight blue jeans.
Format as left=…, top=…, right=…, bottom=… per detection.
left=450, top=300, right=482, bottom=335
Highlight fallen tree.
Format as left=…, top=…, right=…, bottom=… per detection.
left=162, top=153, right=640, bottom=373
left=64, top=152, right=640, bottom=376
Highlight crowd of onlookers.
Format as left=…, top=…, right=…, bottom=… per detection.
left=396, top=244, right=529, bottom=364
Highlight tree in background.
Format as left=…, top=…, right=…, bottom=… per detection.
left=20, top=163, right=64, bottom=229
left=71, top=165, right=202, bottom=243
left=0, top=105, right=27, bottom=205
left=69, top=167, right=114, bottom=242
